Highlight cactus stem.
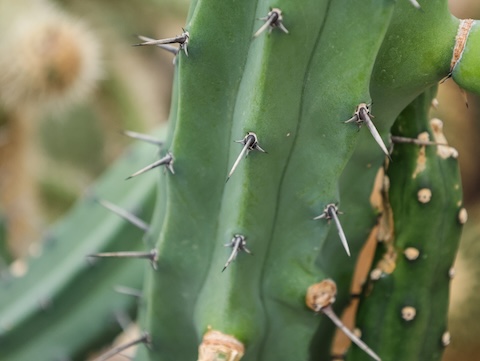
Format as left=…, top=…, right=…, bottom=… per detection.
left=96, top=198, right=150, bottom=232
left=226, top=132, right=266, bottom=182
left=87, top=250, right=158, bottom=270
left=122, top=130, right=164, bottom=147
left=93, top=332, right=150, bottom=361
left=254, top=8, right=289, bottom=38
left=126, top=152, right=174, bottom=179
left=133, top=30, right=190, bottom=56
left=345, top=103, right=391, bottom=159
left=390, top=135, right=448, bottom=147
left=114, top=285, right=143, bottom=298
left=314, top=204, right=351, bottom=257
left=222, top=234, right=252, bottom=272
left=322, top=306, right=382, bottom=361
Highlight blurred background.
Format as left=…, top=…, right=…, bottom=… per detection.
left=0, top=0, right=478, bottom=360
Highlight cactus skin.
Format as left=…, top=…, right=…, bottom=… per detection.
left=348, top=88, right=463, bottom=361
left=0, top=132, right=162, bottom=361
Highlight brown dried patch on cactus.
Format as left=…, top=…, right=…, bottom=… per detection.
left=450, top=19, right=475, bottom=73
left=198, top=329, right=245, bottom=361
left=412, top=132, right=429, bottom=179
left=430, top=118, right=459, bottom=159
left=401, top=306, right=417, bottom=321
left=305, top=279, right=337, bottom=312
left=403, top=247, right=420, bottom=261
left=417, top=188, right=432, bottom=203
left=458, top=207, right=468, bottom=224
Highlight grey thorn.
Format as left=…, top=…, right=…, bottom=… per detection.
left=97, top=198, right=150, bottom=232
left=321, top=306, right=381, bottom=361
left=87, top=249, right=158, bottom=270
left=126, top=152, right=174, bottom=179
left=409, top=0, right=421, bottom=10
left=254, top=8, right=289, bottom=38
left=114, top=309, right=132, bottom=331
left=222, top=234, right=252, bottom=272
left=134, top=30, right=189, bottom=56
left=314, top=204, right=350, bottom=257
left=93, top=332, right=150, bottom=361
left=345, top=103, right=391, bottom=160
left=226, top=132, right=266, bottom=182
left=122, top=130, right=164, bottom=147
left=390, top=135, right=448, bottom=147
left=114, top=285, right=143, bottom=298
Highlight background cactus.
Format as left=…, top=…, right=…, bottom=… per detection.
left=1, top=0, right=480, bottom=361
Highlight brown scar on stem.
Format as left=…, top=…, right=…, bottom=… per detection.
left=429, top=119, right=458, bottom=159
left=444, top=19, right=475, bottom=80
left=411, top=132, right=428, bottom=179
left=198, top=329, right=245, bottom=361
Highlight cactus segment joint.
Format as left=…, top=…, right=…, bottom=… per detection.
left=96, top=198, right=150, bottom=232
left=226, top=132, right=266, bottom=182
left=254, top=8, right=289, bottom=38
left=345, top=103, right=391, bottom=159
left=134, top=30, right=190, bottom=56
left=222, top=234, right=252, bottom=272
left=122, top=130, right=164, bottom=146
left=93, top=332, right=151, bottom=361
left=87, top=249, right=158, bottom=270
left=306, top=280, right=381, bottom=361
left=126, top=152, right=174, bottom=179
left=314, top=204, right=351, bottom=257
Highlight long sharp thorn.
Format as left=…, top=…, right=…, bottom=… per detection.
left=254, top=8, right=288, bottom=37
left=126, top=153, right=174, bottom=179
left=122, top=130, right=164, bottom=146
left=222, top=235, right=251, bottom=272
left=97, top=199, right=150, bottom=232
left=277, top=22, right=289, bottom=34
left=322, top=306, right=381, bottom=361
left=88, top=250, right=158, bottom=270
left=254, top=18, right=275, bottom=38
left=222, top=238, right=241, bottom=272
left=226, top=136, right=254, bottom=182
left=133, top=34, right=185, bottom=46
left=114, top=285, right=143, bottom=298
left=328, top=206, right=351, bottom=257
left=136, top=35, right=179, bottom=55
left=356, top=106, right=391, bottom=160
left=390, top=135, right=448, bottom=146
left=93, top=333, right=150, bottom=361
left=409, top=0, right=421, bottom=9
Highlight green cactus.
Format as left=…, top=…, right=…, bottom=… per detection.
left=1, top=0, right=479, bottom=360
left=348, top=88, right=463, bottom=361
left=0, top=132, right=162, bottom=361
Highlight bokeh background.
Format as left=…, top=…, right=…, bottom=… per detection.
left=0, top=0, right=479, bottom=360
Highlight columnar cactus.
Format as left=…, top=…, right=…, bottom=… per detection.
left=0, top=0, right=478, bottom=360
